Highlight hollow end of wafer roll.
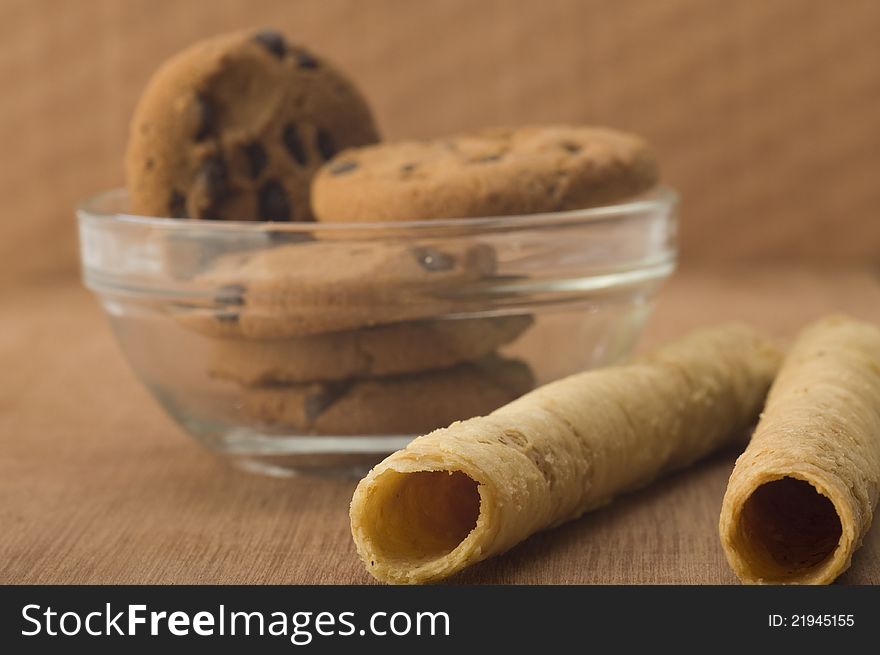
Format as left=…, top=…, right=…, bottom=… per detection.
left=350, top=458, right=495, bottom=584
left=720, top=471, right=858, bottom=584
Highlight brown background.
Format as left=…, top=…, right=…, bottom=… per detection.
left=3, top=1, right=880, bottom=585
left=2, top=0, right=880, bottom=285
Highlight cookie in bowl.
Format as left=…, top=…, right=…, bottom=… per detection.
left=311, top=125, right=658, bottom=222
left=174, top=238, right=499, bottom=339
left=244, top=355, right=535, bottom=435
left=207, top=315, right=534, bottom=385
left=125, top=29, right=379, bottom=222
left=78, top=26, right=676, bottom=473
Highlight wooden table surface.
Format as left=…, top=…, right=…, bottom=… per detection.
left=2, top=265, right=879, bottom=584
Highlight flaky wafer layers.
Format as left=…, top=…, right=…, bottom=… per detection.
left=720, top=316, right=880, bottom=584
left=351, top=324, right=781, bottom=583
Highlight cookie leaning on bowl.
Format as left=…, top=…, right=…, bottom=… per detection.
left=311, top=125, right=659, bottom=222
left=125, top=29, right=379, bottom=222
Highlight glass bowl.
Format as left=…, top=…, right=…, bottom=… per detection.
left=76, top=187, right=678, bottom=476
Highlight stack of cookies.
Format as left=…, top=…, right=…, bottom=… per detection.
left=124, top=29, right=659, bottom=436
left=178, top=239, right=536, bottom=435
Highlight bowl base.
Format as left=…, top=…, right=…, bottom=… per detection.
left=193, top=426, right=412, bottom=478
left=230, top=453, right=387, bottom=479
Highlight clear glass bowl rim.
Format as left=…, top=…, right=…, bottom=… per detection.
left=77, top=186, right=678, bottom=236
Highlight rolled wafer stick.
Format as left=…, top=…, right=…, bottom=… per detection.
left=350, top=324, right=781, bottom=584
left=719, top=315, right=880, bottom=584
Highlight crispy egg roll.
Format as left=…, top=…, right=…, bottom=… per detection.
left=720, top=315, right=880, bottom=584
left=350, top=324, right=781, bottom=583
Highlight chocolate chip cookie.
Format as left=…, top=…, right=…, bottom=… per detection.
left=125, top=29, right=379, bottom=222
left=208, top=314, right=533, bottom=385
left=311, top=125, right=658, bottom=222
left=174, top=238, right=498, bottom=339
left=243, top=355, right=534, bottom=435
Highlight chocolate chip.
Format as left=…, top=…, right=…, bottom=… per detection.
left=400, top=162, right=418, bottom=174
left=304, top=382, right=352, bottom=423
left=194, top=93, right=215, bottom=141
left=216, top=284, right=246, bottom=306
left=561, top=141, right=582, bottom=154
left=412, top=247, right=455, bottom=272
left=474, top=153, right=502, bottom=163
left=145, top=158, right=155, bottom=171
left=283, top=125, right=308, bottom=166
left=195, top=156, right=227, bottom=209
left=258, top=180, right=291, bottom=221
left=242, top=142, right=268, bottom=179
left=253, top=30, right=287, bottom=58
left=316, top=129, right=337, bottom=160
left=329, top=160, right=358, bottom=176
left=296, top=50, right=319, bottom=69
left=168, top=190, right=188, bottom=218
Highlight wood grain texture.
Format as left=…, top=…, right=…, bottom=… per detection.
left=2, top=266, right=879, bottom=584
left=1, top=0, right=880, bottom=285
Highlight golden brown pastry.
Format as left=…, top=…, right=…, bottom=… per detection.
left=350, top=324, right=781, bottom=583
left=720, top=315, right=880, bottom=584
